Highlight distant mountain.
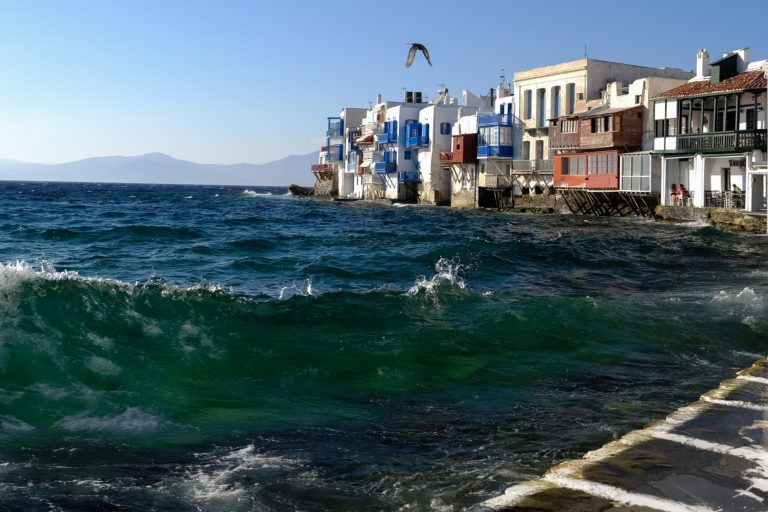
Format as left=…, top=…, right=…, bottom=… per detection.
left=0, top=152, right=319, bottom=186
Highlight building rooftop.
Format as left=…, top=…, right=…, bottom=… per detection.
left=654, top=70, right=767, bottom=99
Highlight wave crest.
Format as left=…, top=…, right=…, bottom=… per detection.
left=242, top=189, right=272, bottom=197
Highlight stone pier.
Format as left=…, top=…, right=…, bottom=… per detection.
left=478, top=357, right=768, bottom=511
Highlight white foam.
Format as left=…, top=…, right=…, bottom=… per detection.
left=180, top=444, right=297, bottom=504
left=0, top=416, right=34, bottom=433
left=0, top=260, right=233, bottom=301
left=85, top=355, right=121, bottom=376
left=55, top=407, right=163, bottom=433
left=677, top=219, right=712, bottom=229
left=407, top=257, right=466, bottom=297
left=242, top=189, right=272, bottom=197
left=278, top=278, right=314, bottom=300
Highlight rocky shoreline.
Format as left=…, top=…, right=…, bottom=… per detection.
left=297, top=187, right=767, bottom=234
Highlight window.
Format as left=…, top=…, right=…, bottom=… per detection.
left=522, top=141, right=530, bottom=160
left=537, top=89, right=546, bottom=128
left=524, top=90, right=532, bottom=119
left=440, top=122, right=451, bottom=135
left=535, top=140, right=544, bottom=160
left=552, top=86, right=561, bottom=119
left=666, top=118, right=676, bottom=137
left=404, top=150, right=412, bottom=160
left=591, top=116, right=614, bottom=133
left=566, top=83, right=576, bottom=114
left=621, top=153, right=651, bottom=192
left=561, top=118, right=578, bottom=133
left=746, top=107, right=756, bottom=130
left=654, top=119, right=666, bottom=138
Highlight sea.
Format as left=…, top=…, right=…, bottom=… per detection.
left=0, top=181, right=766, bottom=511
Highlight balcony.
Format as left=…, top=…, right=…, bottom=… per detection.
left=478, top=114, right=514, bottom=126
left=676, top=130, right=767, bottom=153
left=404, top=121, right=429, bottom=148
left=374, top=162, right=397, bottom=173
left=478, top=173, right=515, bottom=188
left=405, top=135, right=429, bottom=148
left=321, top=144, right=343, bottom=163
left=477, top=145, right=514, bottom=158
left=311, top=163, right=333, bottom=181
left=398, top=171, right=421, bottom=183
left=376, top=132, right=397, bottom=144
left=549, top=130, right=580, bottom=150
left=326, top=117, right=343, bottom=138
left=508, top=159, right=553, bottom=173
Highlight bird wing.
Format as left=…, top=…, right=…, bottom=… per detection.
left=405, top=45, right=417, bottom=67
left=419, top=45, right=432, bottom=66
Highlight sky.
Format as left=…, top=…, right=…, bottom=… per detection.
left=0, top=0, right=766, bottom=165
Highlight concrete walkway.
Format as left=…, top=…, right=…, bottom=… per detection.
left=478, top=357, right=768, bottom=511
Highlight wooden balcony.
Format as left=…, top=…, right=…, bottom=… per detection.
left=478, top=173, right=515, bottom=188
left=549, top=130, right=579, bottom=149
left=676, top=130, right=767, bottom=153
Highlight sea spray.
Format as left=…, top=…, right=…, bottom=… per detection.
left=407, top=257, right=466, bottom=297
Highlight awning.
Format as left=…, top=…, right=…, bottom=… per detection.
left=355, top=134, right=374, bottom=145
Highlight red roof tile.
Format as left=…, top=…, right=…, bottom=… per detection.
left=654, top=70, right=767, bottom=99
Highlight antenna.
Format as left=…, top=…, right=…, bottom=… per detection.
left=584, top=44, right=588, bottom=59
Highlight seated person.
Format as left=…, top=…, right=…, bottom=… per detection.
left=670, top=183, right=679, bottom=205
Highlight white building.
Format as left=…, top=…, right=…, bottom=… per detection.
left=652, top=48, right=767, bottom=211
left=311, top=108, right=366, bottom=197
left=514, top=58, right=694, bottom=169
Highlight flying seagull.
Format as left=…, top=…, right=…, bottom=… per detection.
left=406, top=43, right=432, bottom=67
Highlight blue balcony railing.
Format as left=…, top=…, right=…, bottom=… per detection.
left=398, top=171, right=421, bottom=183
left=376, top=133, right=397, bottom=144
left=477, top=145, right=514, bottom=158
left=405, top=136, right=421, bottom=148
left=478, top=114, right=514, bottom=127
left=374, top=162, right=397, bottom=173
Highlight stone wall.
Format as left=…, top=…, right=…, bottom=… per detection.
left=654, top=206, right=768, bottom=234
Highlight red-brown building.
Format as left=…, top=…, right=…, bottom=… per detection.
left=443, top=134, right=478, bottom=164
left=550, top=105, right=644, bottom=189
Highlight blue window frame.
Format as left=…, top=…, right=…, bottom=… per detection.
left=553, top=86, right=561, bottom=119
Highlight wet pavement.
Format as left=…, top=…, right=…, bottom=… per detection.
left=479, top=358, right=768, bottom=511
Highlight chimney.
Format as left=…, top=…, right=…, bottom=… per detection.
left=696, top=49, right=710, bottom=79
left=376, top=93, right=382, bottom=104
left=735, top=48, right=750, bottom=72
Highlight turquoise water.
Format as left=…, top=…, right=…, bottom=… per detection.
left=0, top=182, right=766, bottom=510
